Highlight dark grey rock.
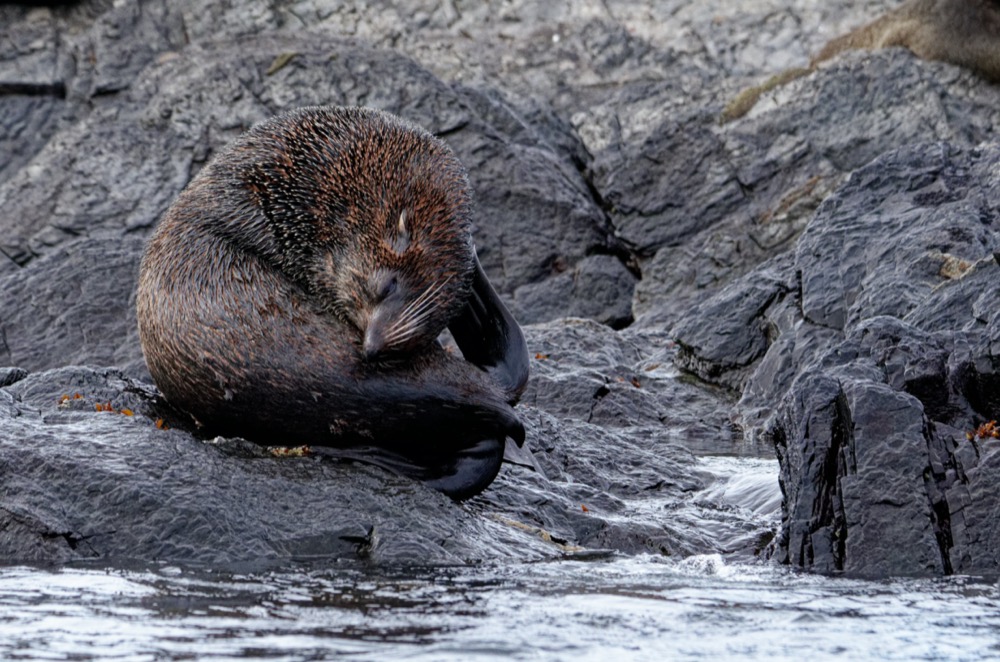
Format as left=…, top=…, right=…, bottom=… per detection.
left=631, top=50, right=1000, bottom=328
left=581, top=100, right=745, bottom=255
left=675, top=141, right=1000, bottom=576
left=0, top=367, right=28, bottom=388
left=0, top=5, right=65, bottom=92
left=1, top=367, right=514, bottom=565
left=520, top=320, right=743, bottom=456
left=0, top=236, right=147, bottom=379
left=0, top=354, right=765, bottom=565
left=88, top=1, right=187, bottom=95
left=672, top=253, right=794, bottom=391
left=796, top=141, right=1000, bottom=332
left=513, top=255, right=636, bottom=328
left=955, top=444, right=1000, bottom=572
left=769, top=367, right=945, bottom=576
left=521, top=318, right=659, bottom=426
left=0, top=95, right=69, bottom=188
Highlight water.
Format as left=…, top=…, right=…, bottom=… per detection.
left=2, top=556, right=999, bottom=660
left=2, top=457, right=997, bottom=661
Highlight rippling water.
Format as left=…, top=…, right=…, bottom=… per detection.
left=2, top=456, right=998, bottom=660
left=3, top=554, right=1000, bottom=660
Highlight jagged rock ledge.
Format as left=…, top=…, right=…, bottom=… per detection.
left=674, top=141, right=1000, bottom=576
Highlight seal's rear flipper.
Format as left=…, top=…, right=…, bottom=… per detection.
left=419, top=437, right=505, bottom=500
left=448, top=251, right=529, bottom=406
left=313, top=438, right=504, bottom=501
left=502, top=438, right=544, bottom=475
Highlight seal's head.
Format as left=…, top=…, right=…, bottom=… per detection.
left=232, top=106, right=475, bottom=359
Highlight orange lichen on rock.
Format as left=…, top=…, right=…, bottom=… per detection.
left=91, top=401, right=137, bottom=417
left=967, top=420, right=1000, bottom=441
left=268, top=445, right=313, bottom=458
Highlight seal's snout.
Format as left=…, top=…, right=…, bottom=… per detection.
left=362, top=324, right=385, bottom=360
left=363, top=304, right=393, bottom=359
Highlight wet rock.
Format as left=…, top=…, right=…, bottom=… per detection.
left=513, top=255, right=636, bottom=329
left=579, top=101, right=745, bottom=255
left=0, top=348, right=759, bottom=565
left=1, top=367, right=512, bottom=565
left=0, top=236, right=147, bottom=379
left=0, top=367, right=28, bottom=388
left=630, top=50, right=1000, bottom=328
left=675, top=142, right=1000, bottom=576
left=672, top=254, right=794, bottom=391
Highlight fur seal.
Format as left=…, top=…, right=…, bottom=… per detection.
left=137, top=106, right=529, bottom=499
left=721, top=0, right=1000, bottom=123
left=812, top=0, right=1000, bottom=80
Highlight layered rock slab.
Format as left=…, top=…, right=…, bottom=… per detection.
left=674, top=141, right=1000, bottom=576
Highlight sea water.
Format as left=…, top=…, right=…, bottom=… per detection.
left=1, top=457, right=998, bottom=661
left=1, top=555, right=999, bottom=660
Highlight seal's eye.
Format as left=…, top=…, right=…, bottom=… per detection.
left=376, top=275, right=398, bottom=302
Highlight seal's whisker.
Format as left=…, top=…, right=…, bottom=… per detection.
left=386, top=296, right=437, bottom=341
left=386, top=276, right=452, bottom=335
left=387, top=308, right=437, bottom=341
left=403, top=280, right=449, bottom=320
left=399, top=287, right=445, bottom=323
left=396, top=274, right=452, bottom=320
left=383, top=285, right=449, bottom=346
left=396, top=284, right=434, bottom=318
left=384, top=305, right=441, bottom=346
left=401, top=274, right=449, bottom=311
left=395, top=287, right=437, bottom=322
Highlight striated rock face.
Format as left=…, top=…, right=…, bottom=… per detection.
left=1, top=0, right=999, bottom=575
left=675, top=142, right=1000, bottom=576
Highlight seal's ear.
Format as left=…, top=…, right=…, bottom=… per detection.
left=448, top=251, right=529, bottom=407
left=389, top=209, right=410, bottom=255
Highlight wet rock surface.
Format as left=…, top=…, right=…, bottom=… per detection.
left=1, top=0, right=999, bottom=575
left=0, top=348, right=756, bottom=565
left=676, top=142, right=1000, bottom=576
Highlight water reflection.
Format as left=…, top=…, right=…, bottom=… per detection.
left=1, top=556, right=999, bottom=660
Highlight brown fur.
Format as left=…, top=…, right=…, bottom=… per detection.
left=722, top=0, right=1000, bottom=123
left=813, top=0, right=1000, bottom=81
left=137, top=106, right=520, bottom=450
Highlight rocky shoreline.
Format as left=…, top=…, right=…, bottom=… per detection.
left=1, top=0, right=998, bottom=576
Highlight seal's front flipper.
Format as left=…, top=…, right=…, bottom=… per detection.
left=448, top=252, right=529, bottom=405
